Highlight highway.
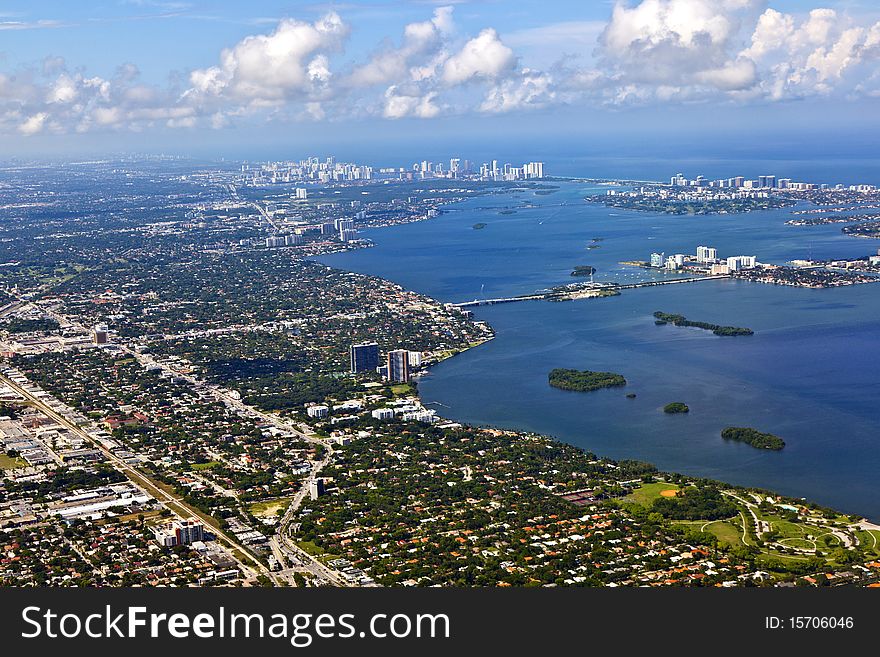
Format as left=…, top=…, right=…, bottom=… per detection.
left=0, top=369, right=265, bottom=580
left=14, top=297, right=354, bottom=587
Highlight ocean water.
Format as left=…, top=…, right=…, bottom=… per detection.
left=319, top=179, right=880, bottom=520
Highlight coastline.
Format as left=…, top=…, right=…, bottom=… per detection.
left=317, top=186, right=878, bottom=526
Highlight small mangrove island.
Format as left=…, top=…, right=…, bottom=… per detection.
left=571, top=265, right=596, bottom=277
left=472, top=222, right=487, bottom=230
left=721, top=426, right=785, bottom=450
left=663, top=402, right=689, bottom=414
left=653, top=311, right=754, bottom=336
left=549, top=368, right=626, bottom=392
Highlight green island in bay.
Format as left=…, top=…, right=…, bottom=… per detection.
left=722, top=426, right=786, bottom=450
left=548, top=368, right=626, bottom=392
left=653, top=311, right=754, bottom=336
left=472, top=222, right=487, bottom=230
left=663, top=402, right=689, bottom=414
left=570, top=265, right=596, bottom=277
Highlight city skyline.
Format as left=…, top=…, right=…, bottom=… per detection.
left=0, top=1, right=879, bottom=158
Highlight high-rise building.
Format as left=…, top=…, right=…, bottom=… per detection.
left=175, top=519, right=204, bottom=545
left=650, top=252, right=665, bottom=268
left=295, top=188, right=308, bottom=200
left=340, top=228, right=358, bottom=242
left=350, top=342, right=379, bottom=373
left=696, top=246, right=717, bottom=263
left=387, top=350, right=410, bottom=383
left=728, top=255, right=757, bottom=271
left=93, top=325, right=109, bottom=345
left=309, top=478, right=325, bottom=500
left=153, top=519, right=205, bottom=547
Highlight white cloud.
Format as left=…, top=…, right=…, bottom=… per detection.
left=2, top=2, right=880, bottom=137
left=442, top=29, right=516, bottom=85
left=186, top=13, right=348, bottom=104
left=480, top=70, right=554, bottom=113
left=18, top=112, right=48, bottom=135
left=382, top=85, right=440, bottom=118
left=742, top=7, right=880, bottom=98
left=348, top=6, right=454, bottom=87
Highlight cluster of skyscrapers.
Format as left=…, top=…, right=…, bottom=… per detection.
left=671, top=173, right=794, bottom=189
left=410, top=158, right=544, bottom=181
left=241, top=156, right=545, bottom=187
left=667, top=172, right=876, bottom=192
left=242, top=157, right=375, bottom=185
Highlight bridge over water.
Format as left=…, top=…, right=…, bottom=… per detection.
left=452, top=275, right=729, bottom=308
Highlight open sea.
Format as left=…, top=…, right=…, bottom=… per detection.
left=319, top=166, right=880, bottom=520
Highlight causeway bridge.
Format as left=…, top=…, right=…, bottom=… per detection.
left=452, top=275, right=729, bottom=308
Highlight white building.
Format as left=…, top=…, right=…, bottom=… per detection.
left=696, top=246, right=717, bottom=263
left=307, top=405, right=329, bottom=419
left=371, top=408, right=394, bottom=420
left=727, top=255, right=757, bottom=271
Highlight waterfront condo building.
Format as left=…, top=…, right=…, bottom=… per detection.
left=350, top=342, right=380, bottom=373
left=387, top=349, right=410, bottom=383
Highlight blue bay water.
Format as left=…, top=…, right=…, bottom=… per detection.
left=319, top=180, right=880, bottom=520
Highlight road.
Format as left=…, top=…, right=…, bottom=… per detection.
left=18, top=298, right=351, bottom=586
left=0, top=369, right=265, bottom=580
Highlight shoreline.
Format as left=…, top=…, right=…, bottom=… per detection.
left=318, top=181, right=879, bottom=525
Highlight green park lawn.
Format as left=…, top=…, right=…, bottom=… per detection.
left=0, top=453, right=26, bottom=470
left=623, top=482, right=680, bottom=507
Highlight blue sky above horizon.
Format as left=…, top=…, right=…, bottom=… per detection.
left=2, top=0, right=880, bottom=160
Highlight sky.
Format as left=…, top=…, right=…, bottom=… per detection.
left=2, top=0, right=880, bottom=161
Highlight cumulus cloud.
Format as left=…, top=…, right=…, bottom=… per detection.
left=186, top=13, right=348, bottom=105
left=595, top=0, right=760, bottom=94
left=581, top=0, right=880, bottom=105
left=18, top=112, right=48, bottom=135
left=480, top=69, right=554, bottom=113
left=349, top=6, right=454, bottom=87
left=383, top=85, right=441, bottom=118
left=741, top=7, right=880, bottom=99
left=3, top=2, right=880, bottom=136
left=442, top=29, right=516, bottom=84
